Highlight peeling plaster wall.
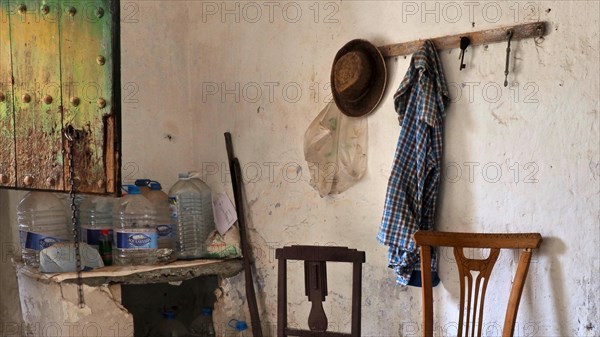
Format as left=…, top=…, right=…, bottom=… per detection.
left=0, top=190, right=25, bottom=332
left=15, top=275, right=133, bottom=337
left=1, top=1, right=598, bottom=336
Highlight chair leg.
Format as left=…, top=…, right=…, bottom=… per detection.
left=278, top=258, right=287, bottom=337
left=351, top=262, right=362, bottom=337
left=420, top=246, right=434, bottom=337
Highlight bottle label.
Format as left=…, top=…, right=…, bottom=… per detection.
left=115, top=232, right=158, bottom=249
left=20, top=231, right=63, bottom=251
left=83, top=228, right=114, bottom=246
left=156, top=223, right=176, bottom=238
left=169, top=197, right=178, bottom=219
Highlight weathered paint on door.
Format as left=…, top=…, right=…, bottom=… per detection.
left=59, top=0, right=116, bottom=193
left=0, top=0, right=16, bottom=187
left=10, top=0, right=64, bottom=190
left=0, top=0, right=119, bottom=194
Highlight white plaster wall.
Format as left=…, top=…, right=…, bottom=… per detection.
left=1, top=1, right=598, bottom=336
left=179, top=1, right=599, bottom=336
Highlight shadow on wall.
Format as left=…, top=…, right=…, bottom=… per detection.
left=536, top=236, right=568, bottom=336
left=0, top=190, right=25, bottom=328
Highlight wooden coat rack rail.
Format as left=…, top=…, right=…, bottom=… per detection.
left=378, top=21, right=547, bottom=57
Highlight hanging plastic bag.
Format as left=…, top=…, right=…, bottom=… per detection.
left=303, top=102, right=368, bottom=197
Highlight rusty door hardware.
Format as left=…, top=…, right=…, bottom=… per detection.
left=0, top=0, right=121, bottom=194
left=64, top=125, right=86, bottom=307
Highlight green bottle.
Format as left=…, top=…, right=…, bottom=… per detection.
left=99, top=230, right=113, bottom=266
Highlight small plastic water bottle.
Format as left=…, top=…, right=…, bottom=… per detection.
left=146, top=182, right=176, bottom=250
left=80, top=195, right=114, bottom=250
left=149, top=311, right=188, bottom=337
left=113, top=185, right=158, bottom=265
left=17, top=192, right=70, bottom=267
left=169, top=173, right=210, bottom=259
left=189, top=307, right=216, bottom=337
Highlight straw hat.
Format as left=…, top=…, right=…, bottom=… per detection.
left=331, top=39, right=387, bottom=117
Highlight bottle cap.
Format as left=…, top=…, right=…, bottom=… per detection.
left=162, top=310, right=176, bottom=320
left=149, top=182, right=162, bottom=191
left=235, top=321, right=248, bottom=331
left=201, top=307, right=213, bottom=316
left=178, top=172, right=189, bottom=179
left=127, top=185, right=141, bottom=195
left=134, top=179, right=152, bottom=187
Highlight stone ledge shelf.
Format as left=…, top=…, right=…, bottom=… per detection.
left=15, top=258, right=244, bottom=336
left=16, top=258, right=244, bottom=286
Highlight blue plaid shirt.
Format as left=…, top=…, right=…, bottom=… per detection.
left=377, top=41, right=449, bottom=286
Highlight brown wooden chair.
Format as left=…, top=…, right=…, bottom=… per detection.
left=276, top=245, right=366, bottom=337
left=413, top=231, right=543, bottom=337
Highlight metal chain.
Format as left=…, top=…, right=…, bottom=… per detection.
left=64, top=126, right=85, bottom=308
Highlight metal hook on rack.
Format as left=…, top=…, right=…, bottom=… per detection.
left=503, top=30, right=514, bottom=87
left=459, top=36, right=471, bottom=71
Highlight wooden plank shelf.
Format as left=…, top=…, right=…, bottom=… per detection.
left=15, top=258, right=243, bottom=287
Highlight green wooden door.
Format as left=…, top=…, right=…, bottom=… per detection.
left=0, top=0, right=120, bottom=194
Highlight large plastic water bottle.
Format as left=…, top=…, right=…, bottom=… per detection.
left=149, top=311, right=188, bottom=337
left=188, top=173, right=216, bottom=237
left=17, top=192, right=70, bottom=267
left=190, top=307, right=216, bottom=337
left=80, top=196, right=115, bottom=249
left=113, top=185, right=158, bottom=265
left=169, top=173, right=213, bottom=259
left=146, top=182, right=176, bottom=250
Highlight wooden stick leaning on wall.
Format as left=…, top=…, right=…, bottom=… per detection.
left=225, top=132, right=263, bottom=337
left=378, top=21, right=547, bottom=57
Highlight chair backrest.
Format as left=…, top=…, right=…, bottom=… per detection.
left=413, top=231, right=542, bottom=337
left=276, top=245, right=366, bottom=337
